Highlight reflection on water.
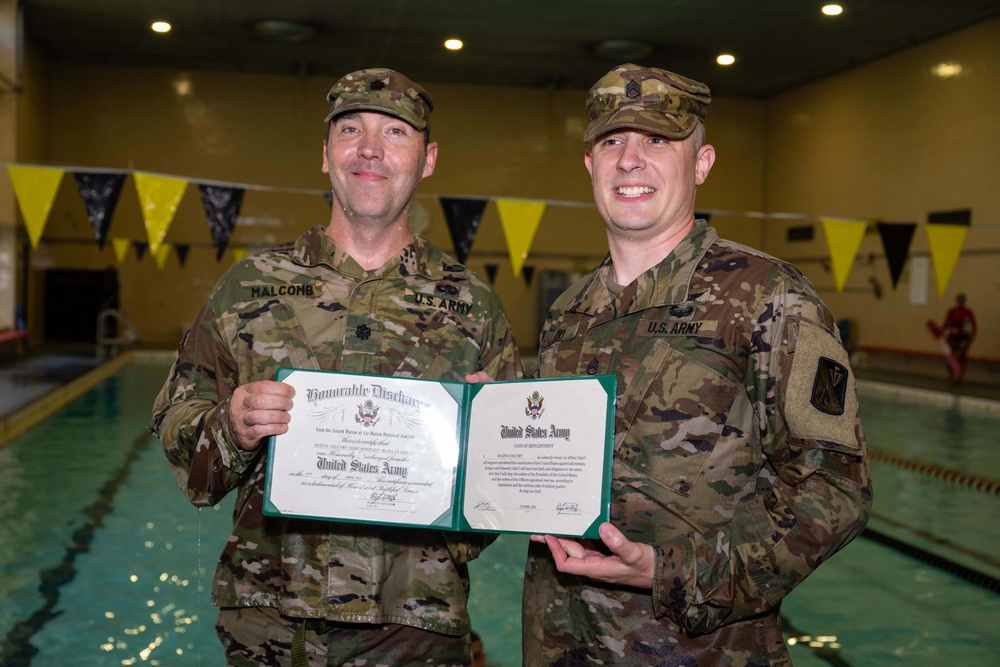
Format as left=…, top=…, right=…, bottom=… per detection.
left=860, top=390, right=999, bottom=478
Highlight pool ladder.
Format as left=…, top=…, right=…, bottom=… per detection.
left=96, top=308, right=137, bottom=357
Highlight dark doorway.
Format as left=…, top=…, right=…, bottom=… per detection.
left=43, top=268, right=119, bottom=343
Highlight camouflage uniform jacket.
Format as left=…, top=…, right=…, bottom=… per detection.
left=150, top=225, right=521, bottom=635
left=523, top=221, right=871, bottom=665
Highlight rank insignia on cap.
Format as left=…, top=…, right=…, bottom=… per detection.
left=811, top=356, right=848, bottom=415
left=369, top=79, right=386, bottom=91
left=625, top=78, right=641, bottom=98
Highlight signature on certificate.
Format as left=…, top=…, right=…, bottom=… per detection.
left=556, top=502, right=580, bottom=514
left=474, top=500, right=496, bottom=511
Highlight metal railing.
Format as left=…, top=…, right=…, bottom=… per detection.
left=96, top=309, right=137, bottom=356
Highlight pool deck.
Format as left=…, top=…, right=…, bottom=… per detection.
left=1, top=346, right=999, bottom=429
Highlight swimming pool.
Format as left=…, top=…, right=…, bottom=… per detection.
left=1, top=357, right=998, bottom=666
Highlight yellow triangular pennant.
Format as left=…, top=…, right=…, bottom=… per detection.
left=152, top=242, right=173, bottom=270
left=7, top=165, right=65, bottom=248
left=111, top=238, right=131, bottom=264
left=495, top=199, right=546, bottom=277
left=133, top=172, right=188, bottom=255
left=926, top=223, right=968, bottom=296
left=231, top=247, right=249, bottom=263
left=821, top=219, right=867, bottom=292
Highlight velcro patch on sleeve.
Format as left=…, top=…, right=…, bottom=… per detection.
left=785, top=320, right=860, bottom=450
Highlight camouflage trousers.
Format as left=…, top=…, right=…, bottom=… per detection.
left=216, top=607, right=473, bottom=667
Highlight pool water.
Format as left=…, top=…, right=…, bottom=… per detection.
left=859, top=389, right=1000, bottom=581
left=1, top=360, right=998, bottom=666
left=0, top=362, right=232, bottom=666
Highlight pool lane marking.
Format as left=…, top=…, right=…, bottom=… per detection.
left=0, top=429, right=153, bottom=666
left=868, top=510, right=1000, bottom=571
left=869, top=449, right=1000, bottom=494
left=861, top=527, right=1000, bottom=594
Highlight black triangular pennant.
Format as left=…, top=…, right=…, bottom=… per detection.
left=133, top=241, right=147, bottom=260
left=927, top=209, right=970, bottom=226
left=199, top=184, right=245, bottom=260
left=522, top=265, right=535, bottom=287
left=876, top=222, right=916, bottom=289
left=175, top=244, right=191, bottom=267
left=73, top=172, right=126, bottom=249
left=440, top=197, right=488, bottom=264
left=485, top=263, right=498, bottom=285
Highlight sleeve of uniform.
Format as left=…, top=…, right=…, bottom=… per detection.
left=148, top=297, right=260, bottom=508
left=650, top=276, right=872, bottom=634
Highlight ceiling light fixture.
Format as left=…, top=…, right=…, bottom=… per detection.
left=716, top=54, right=736, bottom=66
left=151, top=21, right=171, bottom=34
left=444, top=38, right=463, bottom=51
left=173, top=77, right=192, bottom=96
left=931, top=62, right=962, bottom=78
left=821, top=4, right=843, bottom=16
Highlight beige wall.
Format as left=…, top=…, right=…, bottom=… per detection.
left=765, top=16, right=1000, bottom=360
left=18, top=16, right=997, bottom=362
left=34, top=63, right=764, bottom=351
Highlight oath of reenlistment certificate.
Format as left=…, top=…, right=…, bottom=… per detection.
left=263, top=369, right=615, bottom=538
left=460, top=379, right=614, bottom=537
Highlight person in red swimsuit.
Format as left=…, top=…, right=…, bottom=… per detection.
left=941, top=293, right=977, bottom=383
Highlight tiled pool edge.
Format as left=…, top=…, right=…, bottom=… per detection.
left=0, top=352, right=138, bottom=448
left=858, top=379, right=1000, bottom=415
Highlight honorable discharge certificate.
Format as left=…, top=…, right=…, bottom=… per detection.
left=266, top=370, right=462, bottom=526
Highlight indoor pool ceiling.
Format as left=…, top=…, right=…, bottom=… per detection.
left=20, top=0, right=1000, bottom=98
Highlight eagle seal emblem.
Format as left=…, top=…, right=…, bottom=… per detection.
left=525, top=391, right=545, bottom=420
left=355, top=399, right=381, bottom=428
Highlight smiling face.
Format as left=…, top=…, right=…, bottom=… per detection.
left=585, top=127, right=714, bottom=246
left=322, top=110, right=437, bottom=230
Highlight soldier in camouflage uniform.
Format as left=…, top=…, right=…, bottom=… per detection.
left=149, top=68, right=521, bottom=666
left=522, top=64, right=872, bottom=666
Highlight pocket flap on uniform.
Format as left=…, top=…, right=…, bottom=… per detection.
left=540, top=323, right=580, bottom=348
left=265, top=301, right=321, bottom=371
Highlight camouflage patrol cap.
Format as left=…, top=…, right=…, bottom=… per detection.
left=324, top=68, right=433, bottom=130
left=583, top=63, right=711, bottom=143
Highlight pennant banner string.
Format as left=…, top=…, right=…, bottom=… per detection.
left=7, top=162, right=1000, bottom=230
left=0, top=161, right=876, bottom=224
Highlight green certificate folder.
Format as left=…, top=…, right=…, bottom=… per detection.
left=263, top=369, right=616, bottom=538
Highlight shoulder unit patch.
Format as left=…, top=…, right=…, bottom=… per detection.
left=811, top=356, right=848, bottom=415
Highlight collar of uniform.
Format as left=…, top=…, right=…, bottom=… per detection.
left=290, top=226, right=445, bottom=280
left=566, top=219, right=716, bottom=315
